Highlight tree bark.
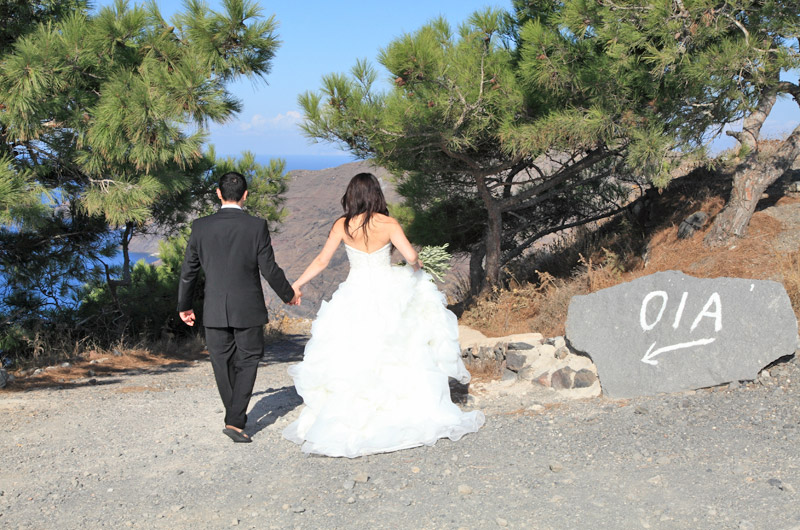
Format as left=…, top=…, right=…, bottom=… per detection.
left=704, top=123, right=800, bottom=246
left=468, top=242, right=486, bottom=296
left=475, top=174, right=502, bottom=293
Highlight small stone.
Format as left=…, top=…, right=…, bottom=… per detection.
left=728, top=380, right=740, bottom=390
left=549, top=463, right=563, bottom=472
left=87, top=369, right=96, bottom=377
left=647, top=475, right=663, bottom=486
left=537, top=344, right=557, bottom=358
left=767, top=478, right=784, bottom=491
left=677, top=211, right=709, bottom=239
left=343, top=480, right=355, bottom=490
left=113, top=349, right=124, bottom=357
left=534, top=372, right=551, bottom=387
left=496, top=517, right=508, bottom=527
left=292, top=506, right=305, bottom=513
left=738, top=521, right=754, bottom=529
left=635, top=406, right=649, bottom=415
left=518, top=366, right=537, bottom=381
left=61, top=362, right=70, bottom=368
left=550, top=367, right=574, bottom=390
left=353, top=472, right=369, bottom=484
left=345, top=497, right=356, bottom=504
left=573, top=369, right=597, bottom=388
left=656, top=456, right=671, bottom=466
left=282, top=504, right=290, bottom=510
left=230, top=519, right=239, bottom=526
left=507, top=342, right=535, bottom=350
left=506, top=352, right=527, bottom=372
left=554, top=346, right=569, bottom=360
left=457, top=485, right=473, bottom=495
left=760, top=369, right=771, bottom=381
left=171, top=505, right=183, bottom=512
left=501, top=369, right=517, bottom=382
left=411, top=467, right=420, bottom=474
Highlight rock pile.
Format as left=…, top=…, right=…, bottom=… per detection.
left=458, top=326, right=600, bottom=398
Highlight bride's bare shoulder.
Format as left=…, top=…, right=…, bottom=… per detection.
left=372, top=213, right=398, bottom=226
left=330, top=217, right=346, bottom=234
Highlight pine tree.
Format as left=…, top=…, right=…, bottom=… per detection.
left=300, top=7, right=674, bottom=293
left=0, top=0, right=286, bottom=357
left=562, top=0, right=799, bottom=246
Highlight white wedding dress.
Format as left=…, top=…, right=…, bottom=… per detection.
left=283, top=242, right=485, bottom=458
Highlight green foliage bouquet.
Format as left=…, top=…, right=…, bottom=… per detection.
left=416, top=244, right=452, bottom=282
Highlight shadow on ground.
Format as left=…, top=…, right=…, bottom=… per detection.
left=262, top=334, right=308, bottom=364
left=248, top=385, right=303, bottom=437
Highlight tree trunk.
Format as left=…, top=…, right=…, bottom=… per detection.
left=704, top=78, right=798, bottom=247
left=704, top=125, right=800, bottom=247
left=468, top=242, right=486, bottom=296
left=475, top=174, right=502, bottom=294
left=120, top=221, right=134, bottom=285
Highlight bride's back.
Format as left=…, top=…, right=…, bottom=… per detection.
left=341, top=213, right=394, bottom=253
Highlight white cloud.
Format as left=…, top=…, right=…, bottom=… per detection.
left=238, top=111, right=303, bottom=132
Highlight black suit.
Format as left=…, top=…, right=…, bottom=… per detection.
left=178, top=206, right=294, bottom=429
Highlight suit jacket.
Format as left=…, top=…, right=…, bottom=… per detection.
left=177, top=207, right=294, bottom=328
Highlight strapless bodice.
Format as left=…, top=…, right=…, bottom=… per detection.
left=344, top=242, right=392, bottom=271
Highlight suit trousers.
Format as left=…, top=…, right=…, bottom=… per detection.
left=204, top=326, right=264, bottom=429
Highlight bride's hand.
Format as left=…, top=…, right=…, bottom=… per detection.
left=289, top=284, right=302, bottom=305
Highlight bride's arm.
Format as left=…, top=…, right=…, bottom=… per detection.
left=388, top=219, right=421, bottom=271
left=293, top=219, right=344, bottom=289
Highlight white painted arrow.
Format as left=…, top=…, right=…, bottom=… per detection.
left=641, top=338, right=717, bottom=365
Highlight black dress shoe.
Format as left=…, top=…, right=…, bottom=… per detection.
left=222, top=428, right=252, bottom=443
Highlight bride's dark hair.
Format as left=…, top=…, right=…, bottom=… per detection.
left=341, top=172, right=389, bottom=240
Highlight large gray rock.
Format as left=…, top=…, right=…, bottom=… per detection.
left=566, top=270, right=798, bottom=398
left=0, top=368, right=9, bottom=389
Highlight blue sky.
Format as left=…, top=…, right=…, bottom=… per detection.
left=93, top=0, right=505, bottom=159
left=92, top=0, right=798, bottom=159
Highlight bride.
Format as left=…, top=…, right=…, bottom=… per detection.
left=282, top=172, right=485, bottom=458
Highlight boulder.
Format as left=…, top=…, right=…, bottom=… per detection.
left=566, top=270, right=798, bottom=398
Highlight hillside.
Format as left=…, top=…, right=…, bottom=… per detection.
left=266, top=160, right=402, bottom=318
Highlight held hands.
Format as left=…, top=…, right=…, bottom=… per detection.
left=179, top=309, right=196, bottom=327
left=287, top=284, right=302, bottom=306
left=411, top=259, right=423, bottom=272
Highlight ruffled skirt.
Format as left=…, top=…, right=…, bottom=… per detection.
left=283, top=265, right=485, bottom=458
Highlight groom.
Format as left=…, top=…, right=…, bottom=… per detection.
left=177, top=171, right=300, bottom=443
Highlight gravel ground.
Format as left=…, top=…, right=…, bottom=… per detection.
left=2, top=335, right=800, bottom=530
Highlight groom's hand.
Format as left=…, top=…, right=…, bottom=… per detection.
left=288, top=286, right=302, bottom=306
left=179, top=309, right=196, bottom=326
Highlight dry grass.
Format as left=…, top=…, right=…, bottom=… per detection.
left=777, top=248, right=800, bottom=323
left=3, top=336, right=207, bottom=392
left=264, top=311, right=312, bottom=343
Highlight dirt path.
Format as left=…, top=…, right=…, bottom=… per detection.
left=3, top=336, right=800, bottom=529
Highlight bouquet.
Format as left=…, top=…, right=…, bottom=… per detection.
left=416, top=244, right=452, bottom=282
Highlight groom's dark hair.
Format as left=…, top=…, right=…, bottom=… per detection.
left=219, top=172, right=248, bottom=201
